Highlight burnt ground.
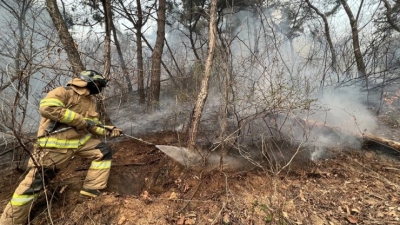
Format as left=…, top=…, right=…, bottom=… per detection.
left=1, top=119, right=400, bottom=225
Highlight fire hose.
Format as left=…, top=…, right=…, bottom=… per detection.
left=121, top=133, right=154, bottom=145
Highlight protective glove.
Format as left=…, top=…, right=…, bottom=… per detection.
left=74, top=119, right=97, bottom=133
left=85, top=119, right=97, bottom=129
left=74, top=119, right=88, bottom=132
left=104, top=126, right=123, bottom=137
left=69, top=114, right=91, bottom=133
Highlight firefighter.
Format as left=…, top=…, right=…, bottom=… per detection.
left=0, top=70, right=122, bottom=225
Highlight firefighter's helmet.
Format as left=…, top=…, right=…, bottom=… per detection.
left=79, top=70, right=107, bottom=87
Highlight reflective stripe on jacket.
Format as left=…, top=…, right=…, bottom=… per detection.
left=37, top=133, right=92, bottom=148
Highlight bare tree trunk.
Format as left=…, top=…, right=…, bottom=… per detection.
left=340, top=0, right=367, bottom=82
left=188, top=0, right=218, bottom=152
left=111, top=21, right=134, bottom=96
left=136, top=0, right=146, bottom=104
left=45, top=0, right=84, bottom=74
left=99, top=0, right=112, bottom=124
left=142, top=35, right=178, bottom=87
left=219, top=47, right=232, bottom=171
left=148, top=0, right=166, bottom=110
left=102, top=0, right=112, bottom=77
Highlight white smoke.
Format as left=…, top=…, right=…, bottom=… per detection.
left=296, top=86, right=378, bottom=160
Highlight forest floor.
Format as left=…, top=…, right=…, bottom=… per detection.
left=1, top=110, right=400, bottom=224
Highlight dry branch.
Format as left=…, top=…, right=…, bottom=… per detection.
left=362, top=134, right=400, bottom=153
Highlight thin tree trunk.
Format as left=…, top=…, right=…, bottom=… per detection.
left=305, top=0, right=338, bottom=81
left=188, top=0, right=218, bottom=152
left=142, top=35, right=177, bottom=87
left=111, top=20, right=134, bottom=96
left=187, top=0, right=205, bottom=62
left=117, top=0, right=147, bottom=104
left=340, top=0, right=367, bottom=81
left=164, top=39, right=181, bottom=87
left=149, top=0, right=166, bottom=110
left=102, top=0, right=112, bottom=77
left=45, top=0, right=84, bottom=74
left=136, top=0, right=146, bottom=104
left=99, top=0, right=112, bottom=124
left=219, top=46, right=231, bottom=171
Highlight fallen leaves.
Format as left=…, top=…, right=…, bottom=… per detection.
left=176, top=213, right=197, bottom=225
left=140, top=190, right=153, bottom=203
left=346, top=215, right=358, bottom=224
left=299, top=190, right=306, bottom=202
left=169, top=191, right=178, bottom=200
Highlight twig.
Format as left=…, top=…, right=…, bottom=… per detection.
left=382, top=167, right=400, bottom=171
left=210, top=202, right=227, bottom=225
left=177, top=172, right=203, bottom=213
left=0, top=144, right=20, bottom=156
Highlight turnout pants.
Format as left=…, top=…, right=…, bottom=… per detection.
left=0, top=138, right=112, bottom=225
